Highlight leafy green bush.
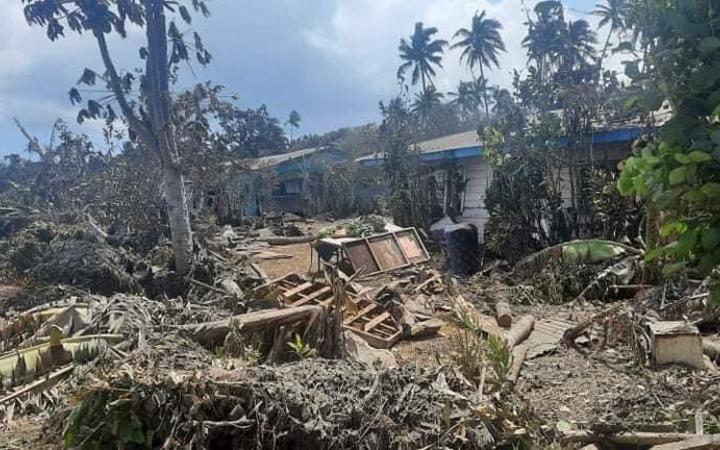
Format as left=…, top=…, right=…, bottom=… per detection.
left=618, top=0, right=720, bottom=287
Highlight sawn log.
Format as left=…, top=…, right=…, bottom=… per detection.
left=179, top=305, right=323, bottom=347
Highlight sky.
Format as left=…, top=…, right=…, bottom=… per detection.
left=0, top=0, right=615, bottom=156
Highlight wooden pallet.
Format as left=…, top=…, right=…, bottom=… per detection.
left=255, top=275, right=401, bottom=348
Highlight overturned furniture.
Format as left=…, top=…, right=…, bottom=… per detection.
left=314, top=227, right=429, bottom=276
left=253, top=274, right=402, bottom=348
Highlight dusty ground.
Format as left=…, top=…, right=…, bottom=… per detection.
left=258, top=242, right=317, bottom=279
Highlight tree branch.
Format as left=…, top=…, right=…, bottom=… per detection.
left=93, top=30, right=156, bottom=149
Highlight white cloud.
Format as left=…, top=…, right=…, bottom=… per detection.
left=302, top=0, right=630, bottom=98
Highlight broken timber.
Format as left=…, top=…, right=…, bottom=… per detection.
left=178, top=305, right=324, bottom=348
left=253, top=274, right=402, bottom=349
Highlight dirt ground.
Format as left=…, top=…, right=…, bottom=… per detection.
left=258, top=242, right=317, bottom=279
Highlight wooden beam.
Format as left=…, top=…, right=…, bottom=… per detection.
left=281, top=282, right=314, bottom=299
left=178, top=306, right=323, bottom=347
left=292, top=286, right=332, bottom=307
left=343, top=303, right=379, bottom=326
left=364, top=311, right=391, bottom=332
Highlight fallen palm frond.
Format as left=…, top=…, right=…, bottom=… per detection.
left=0, top=334, right=123, bottom=390
left=0, top=303, right=91, bottom=352
left=514, top=240, right=641, bottom=279
left=0, top=364, right=74, bottom=406
left=573, top=255, right=642, bottom=302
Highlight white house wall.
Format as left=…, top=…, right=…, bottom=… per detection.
left=459, top=158, right=492, bottom=237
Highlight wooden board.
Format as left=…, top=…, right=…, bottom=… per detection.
left=263, top=275, right=401, bottom=348
left=395, top=230, right=427, bottom=262
left=344, top=242, right=380, bottom=274
left=368, top=236, right=405, bottom=270
left=341, top=228, right=429, bottom=276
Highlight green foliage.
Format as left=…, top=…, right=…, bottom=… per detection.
left=287, top=334, right=316, bottom=359
left=483, top=118, right=568, bottom=261
left=617, top=1, right=720, bottom=279
left=65, top=389, right=152, bottom=450
left=379, top=97, right=440, bottom=228
left=485, top=335, right=511, bottom=385
left=449, top=329, right=484, bottom=382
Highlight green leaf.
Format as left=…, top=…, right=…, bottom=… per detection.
left=700, top=182, right=720, bottom=197
left=617, top=172, right=635, bottom=196
left=688, top=150, right=713, bottom=162
left=674, top=153, right=692, bottom=164
left=669, top=166, right=688, bottom=185
left=641, top=147, right=660, bottom=165
left=662, top=260, right=687, bottom=276
left=660, top=221, right=685, bottom=238
left=682, top=188, right=707, bottom=203
left=675, top=230, right=698, bottom=257
left=699, top=36, right=720, bottom=55
left=645, top=246, right=665, bottom=261
left=702, top=228, right=720, bottom=250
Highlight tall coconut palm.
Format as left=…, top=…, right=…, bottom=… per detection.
left=411, top=86, right=444, bottom=124
left=522, top=1, right=565, bottom=88
left=451, top=10, right=506, bottom=115
left=447, top=81, right=479, bottom=120
left=594, top=0, right=627, bottom=64
left=397, top=22, right=448, bottom=92
left=565, top=20, right=597, bottom=69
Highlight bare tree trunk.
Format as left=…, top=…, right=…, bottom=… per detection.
left=479, top=66, right=490, bottom=117
left=145, top=0, right=193, bottom=273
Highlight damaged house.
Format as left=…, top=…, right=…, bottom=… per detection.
left=356, top=117, right=665, bottom=239
left=237, top=145, right=348, bottom=217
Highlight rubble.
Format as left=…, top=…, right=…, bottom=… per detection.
left=0, top=212, right=717, bottom=449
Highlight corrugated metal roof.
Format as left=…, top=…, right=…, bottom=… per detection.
left=248, top=146, right=327, bottom=170
left=355, top=130, right=479, bottom=163
left=414, top=130, right=479, bottom=153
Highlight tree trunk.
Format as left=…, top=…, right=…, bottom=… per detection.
left=479, top=66, right=489, bottom=117
left=599, top=28, right=612, bottom=68
left=145, top=0, right=193, bottom=274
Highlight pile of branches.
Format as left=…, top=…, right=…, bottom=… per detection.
left=62, top=359, right=539, bottom=450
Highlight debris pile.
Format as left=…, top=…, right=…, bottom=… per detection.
left=61, top=360, right=539, bottom=449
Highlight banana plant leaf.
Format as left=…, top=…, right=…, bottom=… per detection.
left=514, top=240, right=642, bottom=279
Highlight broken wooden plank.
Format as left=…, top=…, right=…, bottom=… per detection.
left=507, top=344, right=528, bottom=386
left=563, top=431, right=696, bottom=446
left=364, top=311, right=391, bottom=332
left=292, top=286, right=332, bottom=307
left=506, top=315, right=535, bottom=348
left=178, top=306, right=323, bottom=347
left=344, top=303, right=379, bottom=326
left=495, top=301, right=512, bottom=328
left=281, top=282, right=314, bottom=299
left=650, top=435, right=720, bottom=450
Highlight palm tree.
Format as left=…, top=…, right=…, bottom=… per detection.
left=565, top=20, right=597, bottom=69
left=522, top=1, right=565, bottom=88
left=397, top=22, right=448, bottom=92
left=285, top=110, right=301, bottom=144
left=447, top=81, right=479, bottom=120
left=594, top=0, right=627, bottom=64
left=472, top=77, right=493, bottom=115
left=451, top=11, right=505, bottom=115
left=411, top=86, right=444, bottom=124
